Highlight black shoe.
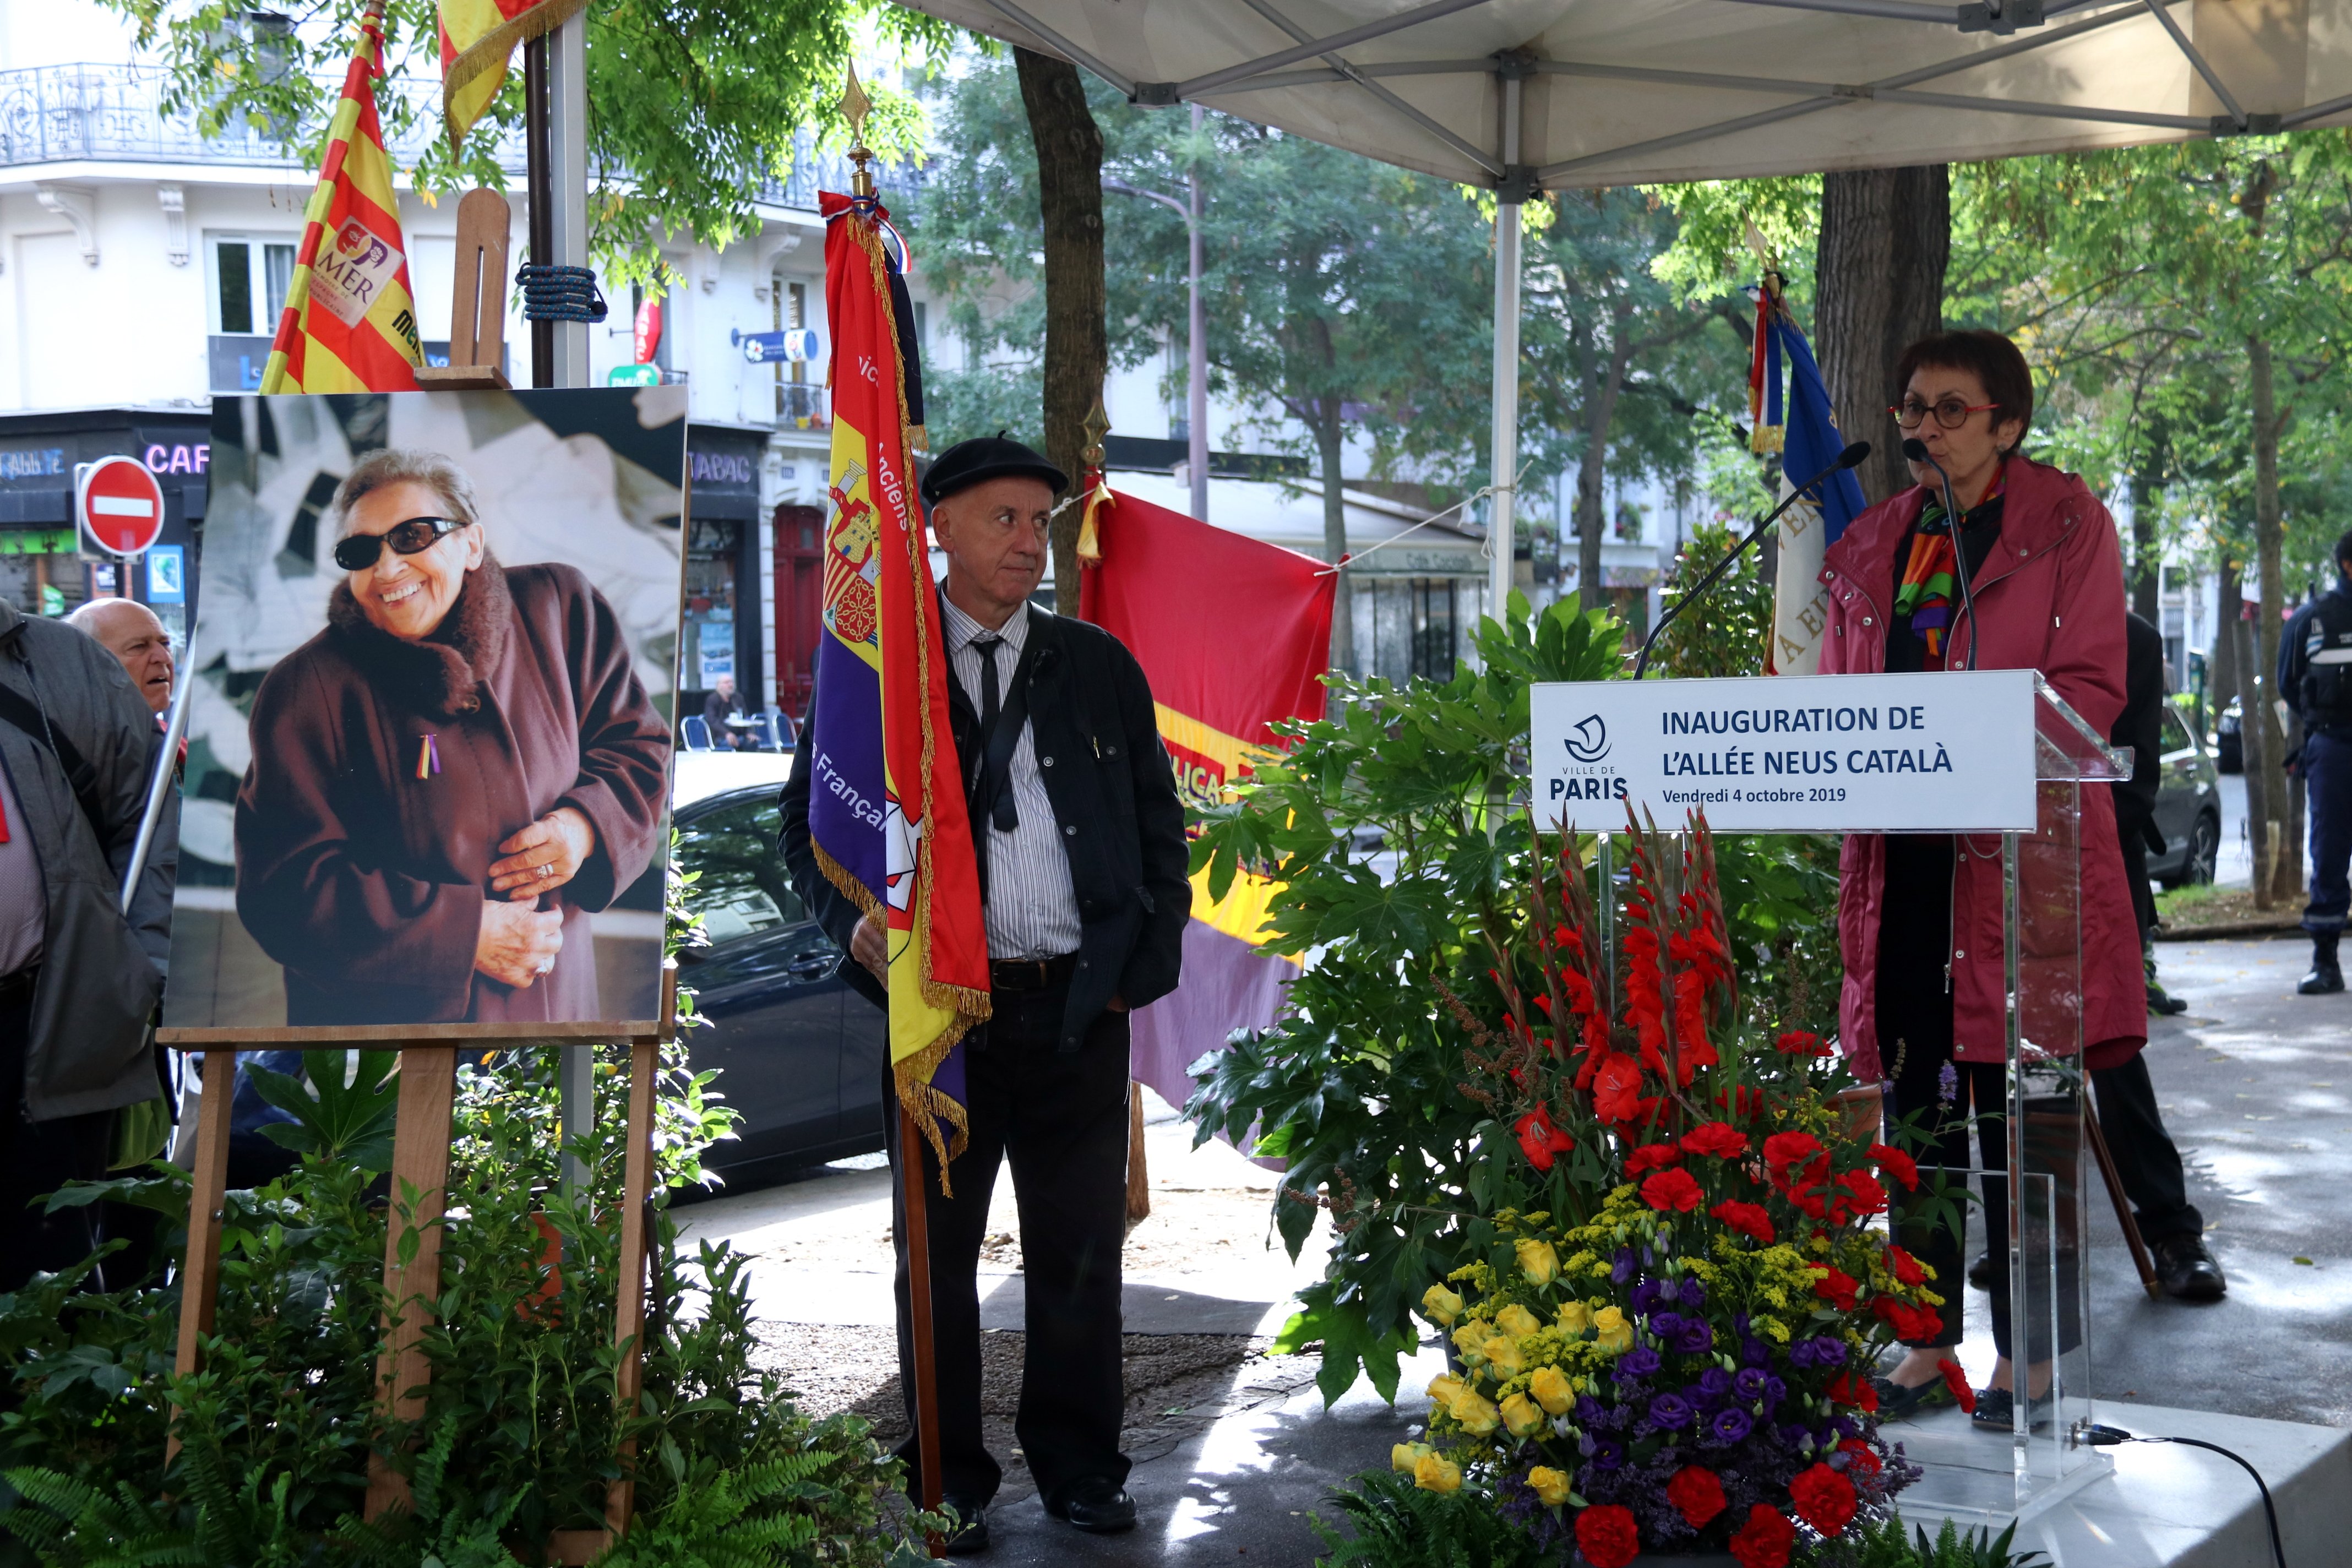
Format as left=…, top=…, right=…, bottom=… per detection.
left=940, top=1494, right=990, bottom=1556
left=2148, top=983, right=2190, bottom=1016
left=1046, top=1477, right=1137, bottom=1534
left=2151, top=1233, right=2228, bottom=1301
left=2300, top=933, right=2344, bottom=995
left=1870, top=1371, right=1955, bottom=1420
left=1969, top=1386, right=2050, bottom=1431
left=1967, top=1251, right=1996, bottom=1291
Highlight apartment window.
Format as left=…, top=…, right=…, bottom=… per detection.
left=210, top=235, right=297, bottom=335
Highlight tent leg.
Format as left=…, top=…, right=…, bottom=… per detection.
left=1488, top=67, right=1525, bottom=631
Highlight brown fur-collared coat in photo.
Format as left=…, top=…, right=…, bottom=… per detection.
left=235, top=556, right=669, bottom=1026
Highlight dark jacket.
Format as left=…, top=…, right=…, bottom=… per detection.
left=2279, top=579, right=2352, bottom=741
left=234, top=557, right=669, bottom=1026
left=0, top=595, right=175, bottom=1120
left=780, top=602, right=1190, bottom=1049
left=2114, top=611, right=2167, bottom=849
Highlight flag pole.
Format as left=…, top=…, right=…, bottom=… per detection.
left=899, top=1098, right=946, bottom=1552
left=524, top=34, right=554, bottom=388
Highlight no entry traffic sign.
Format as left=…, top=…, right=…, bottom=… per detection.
left=77, top=455, right=166, bottom=557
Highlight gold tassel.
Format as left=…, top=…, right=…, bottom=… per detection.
left=1075, top=475, right=1114, bottom=564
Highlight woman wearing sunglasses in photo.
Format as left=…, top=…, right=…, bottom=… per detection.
left=233, top=448, right=669, bottom=1026
left=1816, top=330, right=2141, bottom=1428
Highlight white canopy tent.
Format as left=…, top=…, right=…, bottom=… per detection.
left=905, top=0, right=2352, bottom=614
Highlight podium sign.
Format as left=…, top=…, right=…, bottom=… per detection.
left=1529, top=669, right=2036, bottom=833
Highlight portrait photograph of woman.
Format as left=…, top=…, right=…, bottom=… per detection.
left=165, top=388, right=686, bottom=1031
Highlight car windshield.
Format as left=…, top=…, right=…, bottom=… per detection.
left=678, top=794, right=805, bottom=943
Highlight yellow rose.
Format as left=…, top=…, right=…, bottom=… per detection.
left=1414, top=1451, right=1463, bottom=1494
left=1501, top=1391, right=1546, bottom=1438
left=1556, top=1300, right=1593, bottom=1335
left=1422, top=1283, right=1465, bottom=1326
left=1515, top=1238, right=1560, bottom=1287
left=1428, top=1373, right=1467, bottom=1414
left=1452, top=1390, right=1501, bottom=1435
left=1453, top=1322, right=1490, bottom=1360
left=1495, top=1303, right=1543, bottom=1340
left=1483, top=1336, right=1527, bottom=1377
left=1392, top=1441, right=1434, bottom=1473
left=1526, top=1466, right=1572, bottom=1507
left=1529, top=1365, right=1575, bottom=1416
left=1593, top=1305, right=1633, bottom=1354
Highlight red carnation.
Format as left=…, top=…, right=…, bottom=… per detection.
left=1729, top=1505, right=1796, bottom=1568
left=1825, top=1371, right=1878, bottom=1413
left=1812, top=1266, right=1859, bottom=1311
left=1665, top=1464, right=1728, bottom=1528
left=1680, top=1121, right=1749, bottom=1160
left=1626, top=1141, right=1684, bottom=1175
left=1711, top=1200, right=1776, bottom=1245
left=1775, top=1030, right=1830, bottom=1057
left=1937, top=1358, right=1978, bottom=1414
left=1574, top=1502, right=1642, bottom=1568
left=1789, top=1462, right=1858, bottom=1538
left=1761, top=1130, right=1822, bottom=1178
left=1887, top=1245, right=1928, bottom=1287
left=1869, top=1142, right=1920, bottom=1191
left=1642, top=1166, right=1706, bottom=1213
left=1839, top=1438, right=1883, bottom=1479
left=1835, top=1169, right=1889, bottom=1218
left=1516, top=1108, right=1575, bottom=1173
left=1870, top=1296, right=1943, bottom=1341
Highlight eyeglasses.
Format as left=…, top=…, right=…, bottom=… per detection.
left=331, top=516, right=469, bottom=571
left=1891, top=396, right=2000, bottom=431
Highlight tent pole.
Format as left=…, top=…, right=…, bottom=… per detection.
left=1188, top=102, right=1208, bottom=522
left=1487, top=70, right=1523, bottom=631
left=549, top=9, right=591, bottom=389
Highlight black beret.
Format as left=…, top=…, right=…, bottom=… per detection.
left=919, top=433, right=1068, bottom=507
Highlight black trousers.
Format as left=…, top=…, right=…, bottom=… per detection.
left=0, top=967, right=113, bottom=1294
left=886, top=981, right=1132, bottom=1508
left=2093, top=1053, right=2203, bottom=1243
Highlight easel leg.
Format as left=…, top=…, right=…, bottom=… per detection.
left=2087, top=1101, right=2160, bottom=1298
left=899, top=1098, right=945, bottom=1556
left=365, top=1044, right=458, bottom=1521
left=165, top=1049, right=236, bottom=1469
left=603, top=1039, right=657, bottom=1537
left=1125, top=1080, right=1150, bottom=1226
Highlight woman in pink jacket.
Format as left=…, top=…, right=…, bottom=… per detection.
left=1818, top=330, right=2143, bottom=1428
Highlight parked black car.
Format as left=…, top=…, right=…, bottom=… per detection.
left=2214, top=698, right=2242, bottom=774
left=2149, top=704, right=2223, bottom=889
left=674, top=783, right=885, bottom=1187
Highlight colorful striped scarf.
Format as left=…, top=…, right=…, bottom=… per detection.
left=1895, top=474, right=2005, bottom=667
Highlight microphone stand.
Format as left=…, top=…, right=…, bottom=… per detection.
left=1902, top=438, right=1983, bottom=673
left=1632, top=451, right=1862, bottom=680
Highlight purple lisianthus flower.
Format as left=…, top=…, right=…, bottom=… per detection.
left=1734, top=1367, right=1772, bottom=1401
left=1711, top=1406, right=1754, bottom=1445
left=1589, top=1438, right=1627, bottom=1472
left=1647, top=1310, right=1684, bottom=1341
left=1613, top=1248, right=1638, bottom=1284
left=1696, top=1367, right=1734, bottom=1402
left=1578, top=1431, right=1598, bottom=1456
left=1670, top=1319, right=1714, bottom=1355
left=1632, top=1277, right=1665, bottom=1315
left=1577, top=1396, right=1608, bottom=1426
left=1763, top=1375, right=1788, bottom=1404
left=1679, top=1276, right=1707, bottom=1308
left=1619, top=1347, right=1663, bottom=1379
left=1778, top=1421, right=1815, bottom=1451
left=1790, top=1336, right=1848, bottom=1370
left=1833, top=1415, right=1863, bottom=1440
left=1648, top=1393, right=1695, bottom=1430
left=1742, top=1335, right=1771, bottom=1366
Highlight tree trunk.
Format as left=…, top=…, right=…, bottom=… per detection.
left=1813, top=165, right=1950, bottom=505
left=1574, top=304, right=1635, bottom=608
left=2250, top=333, right=2299, bottom=904
left=1315, top=398, right=1354, bottom=674
left=2128, top=456, right=2161, bottom=626
left=2234, top=585, right=2273, bottom=909
left=2212, top=555, right=2240, bottom=740
left=1015, top=48, right=1107, bottom=613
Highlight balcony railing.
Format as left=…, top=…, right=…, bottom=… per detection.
left=0, top=63, right=919, bottom=216
left=777, top=382, right=830, bottom=430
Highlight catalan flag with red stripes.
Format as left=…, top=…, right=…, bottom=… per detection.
left=258, top=3, right=421, bottom=395
left=439, top=0, right=586, bottom=149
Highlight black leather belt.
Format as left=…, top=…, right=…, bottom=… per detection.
left=990, top=952, right=1078, bottom=992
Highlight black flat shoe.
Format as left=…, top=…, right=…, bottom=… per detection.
left=1870, top=1373, right=1954, bottom=1420
left=1970, top=1386, right=2050, bottom=1431
left=1967, top=1251, right=1996, bottom=1291
left=2152, top=1233, right=2228, bottom=1301
left=940, top=1494, right=990, bottom=1556
left=1046, top=1477, right=1137, bottom=1534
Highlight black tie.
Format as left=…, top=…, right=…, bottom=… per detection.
left=972, top=634, right=1017, bottom=831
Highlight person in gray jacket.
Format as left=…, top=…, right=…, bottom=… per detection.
left=0, top=594, right=175, bottom=1291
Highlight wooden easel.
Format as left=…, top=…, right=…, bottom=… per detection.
left=158, top=967, right=673, bottom=1563
left=415, top=188, right=514, bottom=391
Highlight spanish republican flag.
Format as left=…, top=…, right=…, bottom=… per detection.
left=439, top=0, right=587, bottom=149
left=258, top=4, right=421, bottom=395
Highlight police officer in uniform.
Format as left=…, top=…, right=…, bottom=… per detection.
left=2279, top=529, right=2352, bottom=995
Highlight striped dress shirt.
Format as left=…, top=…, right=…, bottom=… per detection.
left=939, top=596, right=1084, bottom=961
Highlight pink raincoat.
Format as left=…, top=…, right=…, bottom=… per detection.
left=1817, top=453, right=2146, bottom=1082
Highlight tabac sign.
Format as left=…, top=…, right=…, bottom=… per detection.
left=1530, top=670, right=2038, bottom=834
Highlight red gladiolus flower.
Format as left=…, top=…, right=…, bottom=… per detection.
left=1887, top=1245, right=1928, bottom=1287
left=1642, top=1167, right=1706, bottom=1213
left=1826, top=1371, right=1878, bottom=1413
left=1790, top=1462, right=1858, bottom=1538
left=1839, top=1438, right=1883, bottom=1479
left=1681, top=1121, right=1748, bottom=1160
left=1938, top=1358, right=1978, bottom=1414
left=1531, top=993, right=1554, bottom=1014
left=1591, top=1052, right=1648, bottom=1124
left=1711, top=1200, right=1776, bottom=1244
left=1729, top=1505, right=1796, bottom=1568
left=1870, top=1142, right=1920, bottom=1191
left=1812, top=1266, right=1859, bottom=1311
left=1626, top=1141, right=1683, bottom=1175
left=1775, top=1030, right=1830, bottom=1057
left=1516, top=1108, right=1575, bottom=1172
left=1574, top=1502, right=1643, bottom=1568
left=1665, top=1464, right=1728, bottom=1528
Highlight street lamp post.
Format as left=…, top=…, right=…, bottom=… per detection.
left=1106, top=122, right=1208, bottom=521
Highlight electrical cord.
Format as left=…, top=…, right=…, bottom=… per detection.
left=2084, top=1423, right=2286, bottom=1568
left=515, top=263, right=609, bottom=324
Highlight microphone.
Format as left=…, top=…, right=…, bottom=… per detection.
left=1632, top=442, right=1870, bottom=680
left=1901, top=437, right=1980, bottom=672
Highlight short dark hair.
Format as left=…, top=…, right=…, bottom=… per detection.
left=1894, top=330, right=2035, bottom=449
left=2335, top=529, right=2352, bottom=571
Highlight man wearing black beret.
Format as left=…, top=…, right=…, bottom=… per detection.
left=780, top=433, right=1191, bottom=1552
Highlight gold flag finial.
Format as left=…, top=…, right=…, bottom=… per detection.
left=1081, top=396, right=1110, bottom=465
left=842, top=63, right=876, bottom=199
